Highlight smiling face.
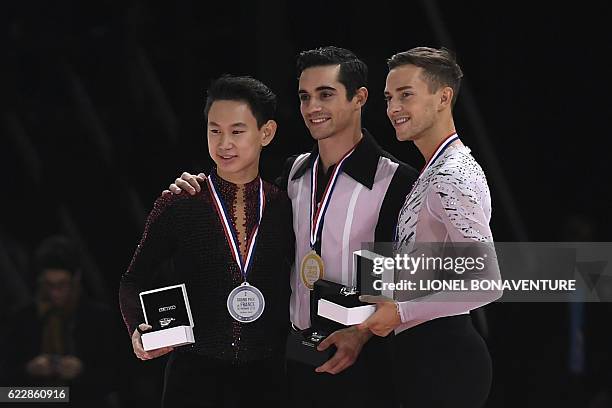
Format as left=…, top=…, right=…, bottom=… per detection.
left=385, top=64, right=447, bottom=142
left=207, top=100, right=275, bottom=183
left=298, top=65, right=362, bottom=141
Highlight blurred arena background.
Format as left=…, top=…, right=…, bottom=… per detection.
left=1, top=1, right=610, bottom=406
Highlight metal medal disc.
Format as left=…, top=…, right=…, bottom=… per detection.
left=227, top=282, right=265, bottom=323
left=300, top=250, right=324, bottom=290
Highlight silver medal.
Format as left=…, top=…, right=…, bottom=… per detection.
left=227, top=282, right=265, bottom=323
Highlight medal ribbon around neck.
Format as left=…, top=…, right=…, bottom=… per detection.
left=420, top=132, right=459, bottom=177
left=206, top=173, right=265, bottom=281
left=309, top=146, right=357, bottom=250
left=394, top=132, right=460, bottom=242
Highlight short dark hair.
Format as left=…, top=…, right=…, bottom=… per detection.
left=34, top=235, right=81, bottom=277
left=204, top=75, right=277, bottom=128
left=387, top=47, right=463, bottom=107
left=296, top=46, right=368, bottom=100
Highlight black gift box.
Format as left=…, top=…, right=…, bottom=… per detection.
left=286, top=250, right=387, bottom=365
left=314, top=279, right=376, bottom=326
left=313, top=250, right=390, bottom=326
left=286, top=280, right=360, bottom=366
left=139, top=284, right=195, bottom=351
left=285, top=279, right=346, bottom=366
left=286, top=327, right=336, bottom=367
left=353, top=249, right=394, bottom=298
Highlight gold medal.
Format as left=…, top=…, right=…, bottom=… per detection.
left=303, top=148, right=354, bottom=290
left=300, top=250, right=324, bottom=289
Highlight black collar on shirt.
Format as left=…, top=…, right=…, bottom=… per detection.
left=290, top=128, right=384, bottom=190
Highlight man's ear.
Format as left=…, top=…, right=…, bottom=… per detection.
left=261, top=120, right=277, bottom=147
left=354, top=86, right=369, bottom=110
left=438, top=86, right=454, bottom=110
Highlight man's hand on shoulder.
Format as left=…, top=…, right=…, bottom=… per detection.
left=162, top=172, right=206, bottom=196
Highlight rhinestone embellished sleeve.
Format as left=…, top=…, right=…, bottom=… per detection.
left=427, top=148, right=493, bottom=243
left=394, top=145, right=502, bottom=332
left=396, top=145, right=492, bottom=246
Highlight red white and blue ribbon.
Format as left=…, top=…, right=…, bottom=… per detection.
left=420, top=132, right=459, bottom=177
left=309, top=146, right=357, bottom=249
left=206, top=173, right=265, bottom=281
left=394, top=132, right=460, bottom=242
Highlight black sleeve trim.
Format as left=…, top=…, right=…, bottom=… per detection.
left=274, top=154, right=301, bottom=191
left=375, top=163, right=418, bottom=242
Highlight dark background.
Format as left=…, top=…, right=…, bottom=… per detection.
left=1, top=0, right=610, bottom=406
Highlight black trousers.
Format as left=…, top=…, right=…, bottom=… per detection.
left=287, top=333, right=398, bottom=408
left=162, top=351, right=287, bottom=408
left=392, top=314, right=492, bottom=408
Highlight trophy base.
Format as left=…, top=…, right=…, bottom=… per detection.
left=141, top=325, right=195, bottom=351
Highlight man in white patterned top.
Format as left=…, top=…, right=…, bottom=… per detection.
left=358, top=47, right=502, bottom=408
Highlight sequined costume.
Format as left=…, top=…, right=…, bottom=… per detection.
left=394, top=140, right=502, bottom=334
left=396, top=143, right=492, bottom=246
left=119, top=169, right=293, bottom=363
left=391, top=139, right=502, bottom=408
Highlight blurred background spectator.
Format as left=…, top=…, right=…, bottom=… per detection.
left=1, top=236, right=118, bottom=407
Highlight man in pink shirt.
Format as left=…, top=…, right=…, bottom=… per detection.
left=359, top=47, right=502, bottom=408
